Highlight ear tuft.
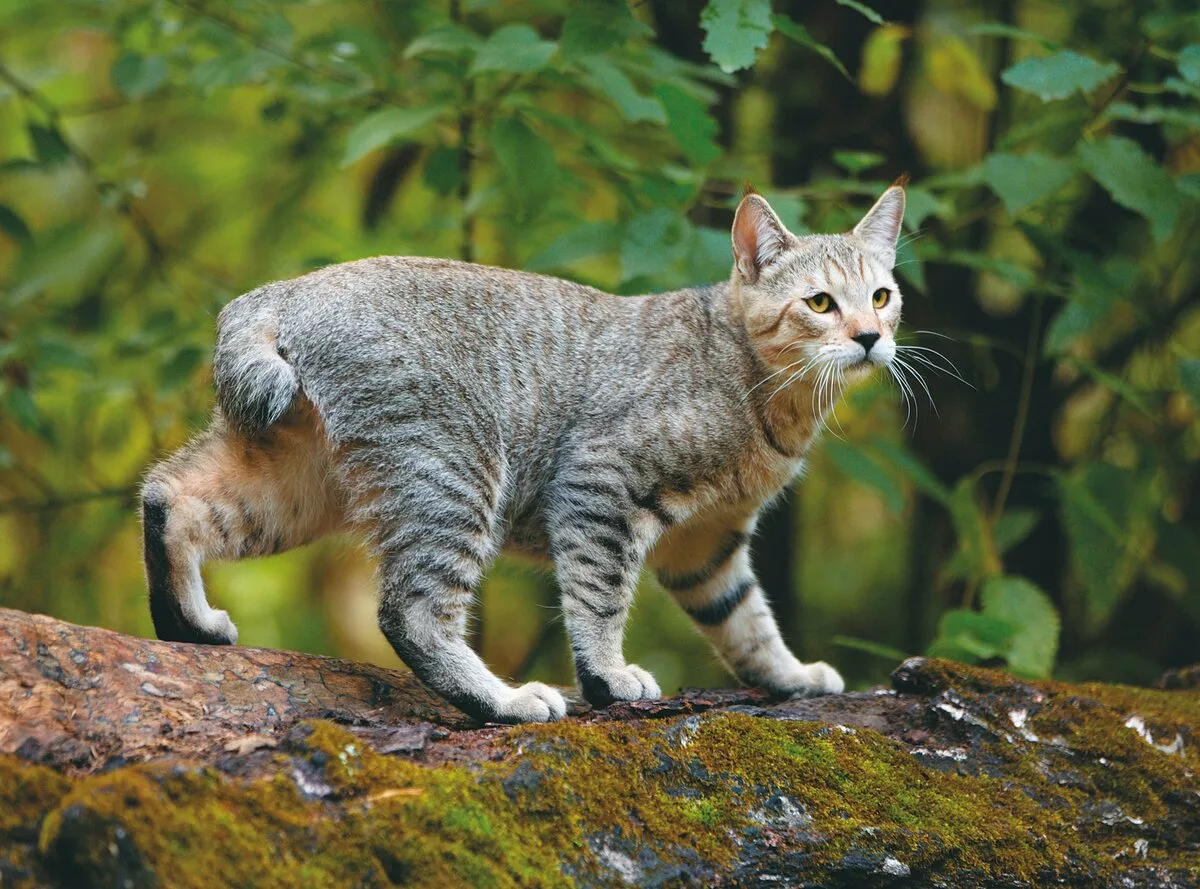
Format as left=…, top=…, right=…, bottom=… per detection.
left=741, top=180, right=760, bottom=198
left=852, top=181, right=906, bottom=263
left=892, top=172, right=911, bottom=189
left=732, top=193, right=789, bottom=284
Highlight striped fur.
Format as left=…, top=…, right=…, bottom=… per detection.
left=141, top=184, right=907, bottom=723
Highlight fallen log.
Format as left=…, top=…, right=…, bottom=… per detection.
left=0, top=607, right=1195, bottom=887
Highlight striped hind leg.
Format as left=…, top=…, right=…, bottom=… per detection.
left=657, top=524, right=843, bottom=697
left=365, top=435, right=566, bottom=724
left=141, top=410, right=341, bottom=644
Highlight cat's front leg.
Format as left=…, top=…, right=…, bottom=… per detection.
left=659, top=533, right=843, bottom=697
left=548, top=476, right=661, bottom=709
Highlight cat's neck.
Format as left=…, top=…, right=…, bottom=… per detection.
left=657, top=280, right=842, bottom=459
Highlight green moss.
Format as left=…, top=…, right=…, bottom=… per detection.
left=4, top=665, right=1198, bottom=887
left=898, top=659, right=1200, bottom=875
left=0, top=757, right=71, bottom=887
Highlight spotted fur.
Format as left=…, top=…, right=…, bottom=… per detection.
left=141, top=182, right=907, bottom=724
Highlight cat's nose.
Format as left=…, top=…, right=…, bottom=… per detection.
left=853, top=331, right=881, bottom=355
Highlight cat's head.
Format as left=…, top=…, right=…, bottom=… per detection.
left=729, top=179, right=906, bottom=383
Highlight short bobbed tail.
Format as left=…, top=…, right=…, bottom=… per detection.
left=213, top=292, right=298, bottom=434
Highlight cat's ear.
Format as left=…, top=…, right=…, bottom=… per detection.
left=853, top=175, right=907, bottom=264
left=732, top=187, right=790, bottom=284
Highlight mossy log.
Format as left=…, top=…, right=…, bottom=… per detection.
left=1, top=607, right=1196, bottom=888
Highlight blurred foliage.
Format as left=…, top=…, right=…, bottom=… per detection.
left=1, top=0, right=1198, bottom=691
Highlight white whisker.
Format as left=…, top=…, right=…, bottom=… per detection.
left=892, top=355, right=938, bottom=418
left=896, top=344, right=974, bottom=389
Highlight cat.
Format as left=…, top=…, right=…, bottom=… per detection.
left=141, top=179, right=907, bottom=724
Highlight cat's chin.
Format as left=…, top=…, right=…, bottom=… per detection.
left=842, top=359, right=880, bottom=381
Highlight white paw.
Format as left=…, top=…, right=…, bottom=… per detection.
left=583, top=664, right=661, bottom=706
left=495, top=682, right=568, bottom=724
left=785, top=661, right=845, bottom=697
left=197, top=608, right=238, bottom=645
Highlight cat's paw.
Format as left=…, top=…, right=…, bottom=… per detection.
left=579, top=664, right=661, bottom=708
left=188, top=608, right=238, bottom=646
left=492, top=682, right=568, bottom=724
left=777, top=657, right=844, bottom=695
left=766, top=661, right=845, bottom=698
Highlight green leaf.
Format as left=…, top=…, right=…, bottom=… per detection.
left=620, top=209, right=690, bottom=282
left=1065, top=357, right=1152, bottom=415
left=560, top=0, right=650, bottom=59
left=1153, top=519, right=1200, bottom=626
left=867, top=440, right=949, bottom=502
left=701, top=0, right=773, bottom=73
left=1104, top=102, right=1200, bottom=131
left=403, top=24, right=481, bottom=59
left=4, top=385, right=40, bottom=434
left=858, top=24, right=906, bottom=96
left=835, top=0, right=884, bottom=26
left=0, top=205, right=32, bottom=245
left=686, top=224, right=734, bottom=285
left=159, top=345, right=206, bottom=390
left=1000, top=50, right=1118, bottom=101
left=824, top=440, right=906, bottom=516
left=773, top=14, right=851, bottom=80
left=27, top=124, right=69, bottom=165
left=982, top=152, right=1076, bottom=215
left=1042, top=253, right=1132, bottom=354
left=491, top=116, right=557, bottom=216
left=423, top=145, right=463, bottom=196
left=341, top=106, right=446, bottom=167
left=948, top=479, right=1001, bottom=582
left=580, top=57, right=666, bottom=124
left=901, top=185, right=946, bottom=231
left=925, top=34, right=997, bottom=110
left=1179, top=359, right=1200, bottom=410
left=526, top=221, right=621, bottom=271
left=994, top=509, right=1040, bottom=553
left=761, top=191, right=807, bottom=233
left=1060, top=463, right=1142, bottom=628
left=832, top=150, right=886, bottom=174
left=1044, top=301, right=1104, bottom=354
left=111, top=52, right=167, bottom=99
left=930, top=609, right=1018, bottom=660
left=654, top=83, right=721, bottom=166
left=1178, top=44, right=1200, bottom=85
left=831, top=635, right=909, bottom=662
left=469, top=25, right=557, bottom=76
left=980, top=576, right=1060, bottom=677
left=968, top=22, right=1060, bottom=51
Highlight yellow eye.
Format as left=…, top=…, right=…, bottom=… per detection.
left=872, top=287, right=891, bottom=309
left=806, top=293, right=835, bottom=314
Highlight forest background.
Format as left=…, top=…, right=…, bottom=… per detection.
left=2, top=0, right=1198, bottom=692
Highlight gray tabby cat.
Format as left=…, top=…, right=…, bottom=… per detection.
left=141, top=180, right=907, bottom=724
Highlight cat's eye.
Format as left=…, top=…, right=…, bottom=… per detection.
left=872, top=288, right=891, bottom=309
left=806, top=293, right=835, bottom=314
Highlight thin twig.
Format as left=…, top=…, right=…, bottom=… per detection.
left=991, top=294, right=1043, bottom=524
left=0, top=486, right=138, bottom=515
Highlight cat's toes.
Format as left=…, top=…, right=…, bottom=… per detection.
left=786, top=661, right=845, bottom=697
left=188, top=608, right=238, bottom=645
left=493, top=682, right=568, bottom=724
left=210, top=610, right=239, bottom=645
left=579, top=664, right=661, bottom=708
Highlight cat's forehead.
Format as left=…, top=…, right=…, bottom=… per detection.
left=780, top=234, right=892, bottom=289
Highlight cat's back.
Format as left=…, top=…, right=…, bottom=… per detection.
left=258, top=255, right=617, bottom=338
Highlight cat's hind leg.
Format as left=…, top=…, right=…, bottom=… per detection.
left=363, top=433, right=566, bottom=724
left=141, top=406, right=342, bottom=645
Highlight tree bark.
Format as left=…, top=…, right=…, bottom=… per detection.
left=1, top=608, right=1195, bottom=888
